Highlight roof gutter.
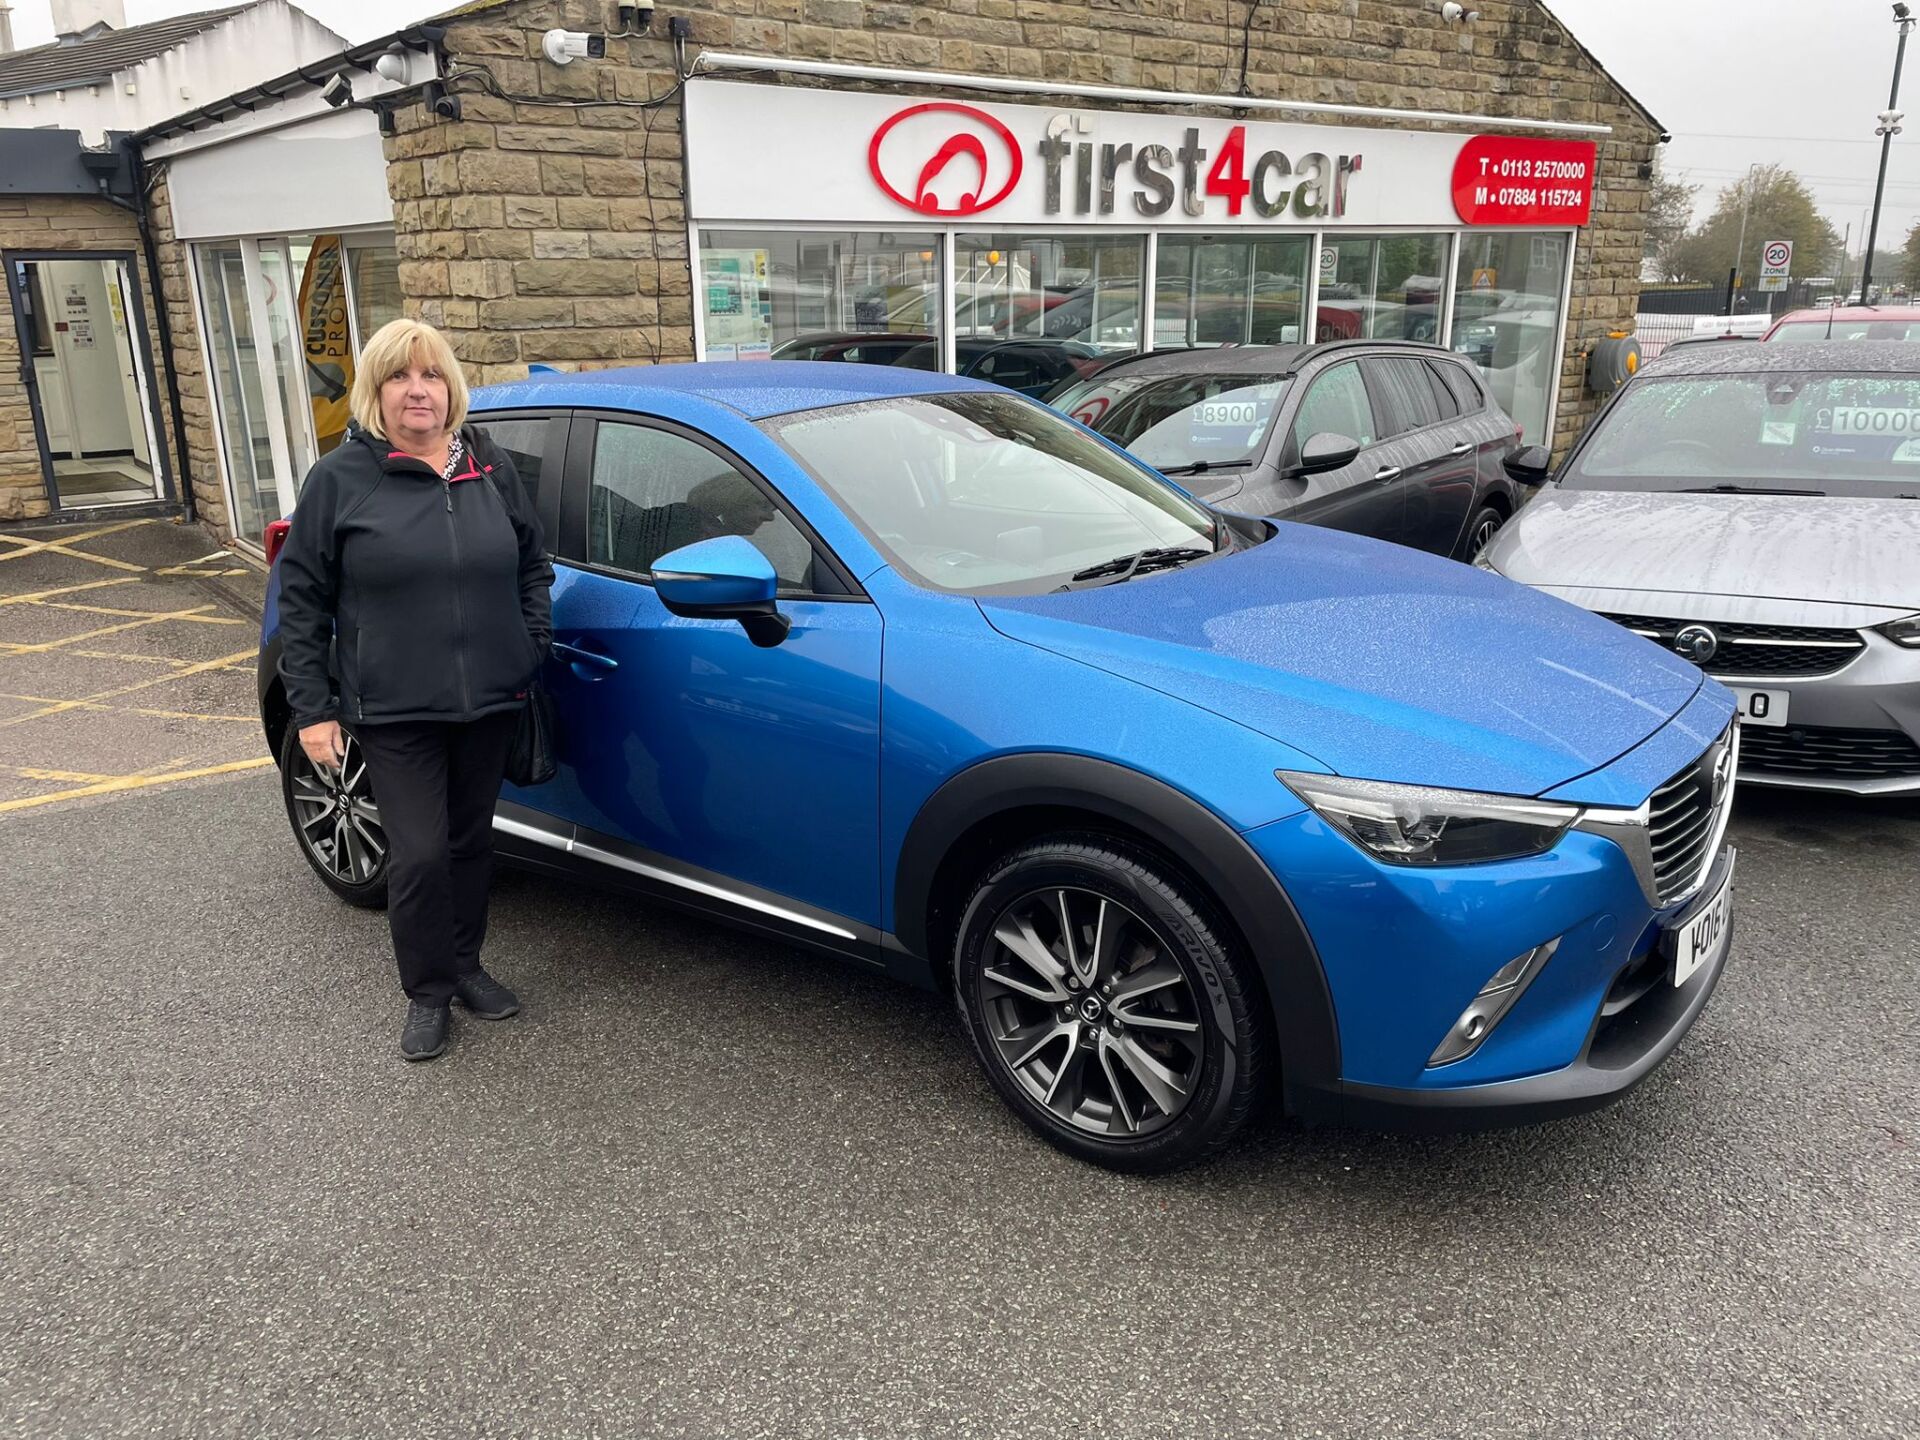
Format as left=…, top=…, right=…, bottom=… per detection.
left=690, top=51, right=1614, bottom=137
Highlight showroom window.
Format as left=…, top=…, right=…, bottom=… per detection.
left=1450, top=231, right=1570, bottom=443
left=698, top=230, right=942, bottom=361
left=1156, top=235, right=1312, bottom=347
left=953, top=232, right=1142, bottom=355
left=1314, top=234, right=1449, bottom=344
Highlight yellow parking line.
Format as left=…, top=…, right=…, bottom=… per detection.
left=0, top=647, right=259, bottom=728
left=0, top=692, right=257, bottom=724
left=0, top=577, right=141, bottom=607
left=1, top=764, right=124, bottom=784
left=0, top=606, right=219, bottom=656
left=0, top=518, right=154, bottom=560
left=28, top=600, right=245, bottom=626
left=48, top=650, right=193, bottom=669
left=0, top=755, right=276, bottom=814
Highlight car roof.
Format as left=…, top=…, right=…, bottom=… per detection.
left=1068, top=339, right=1451, bottom=380
left=1640, top=339, right=1920, bottom=376
left=472, top=360, right=1001, bottom=421
left=1771, top=305, right=1920, bottom=324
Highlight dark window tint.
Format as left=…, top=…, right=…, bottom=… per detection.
left=972, top=348, right=1053, bottom=392
left=588, top=423, right=815, bottom=590
left=1367, top=357, right=1442, bottom=438
left=1291, top=362, right=1376, bottom=450
left=1435, top=360, right=1485, bottom=414
left=470, top=417, right=551, bottom=510
left=1424, top=360, right=1460, bottom=420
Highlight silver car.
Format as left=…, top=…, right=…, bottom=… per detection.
left=1478, top=341, right=1920, bottom=797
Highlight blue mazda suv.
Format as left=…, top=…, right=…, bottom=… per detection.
left=257, top=362, right=1739, bottom=1172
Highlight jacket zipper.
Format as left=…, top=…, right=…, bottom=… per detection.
left=445, top=477, right=473, bottom=712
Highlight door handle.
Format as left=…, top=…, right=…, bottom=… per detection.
left=551, top=640, right=618, bottom=673
left=1372, top=465, right=1403, bottom=483
left=1448, top=442, right=1474, bottom=456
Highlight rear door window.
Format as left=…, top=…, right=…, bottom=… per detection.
left=469, top=411, right=566, bottom=545
left=1435, top=360, right=1485, bottom=414
left=1364, top=357, right=1442, bottom=438
left=1424, top=361, right=1461, bottom=420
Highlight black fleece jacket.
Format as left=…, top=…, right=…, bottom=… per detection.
left=277, top=422, right=554, bottom=729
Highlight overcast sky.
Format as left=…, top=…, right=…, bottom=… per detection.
left=11, top=0, right=1920, bottom=253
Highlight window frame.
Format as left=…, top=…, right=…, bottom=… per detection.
left=557, top=409, right=867, bottom=602
left=1432, top=357, right=1487, bottom=415
left=1361, top=355, right=1445, bottom=440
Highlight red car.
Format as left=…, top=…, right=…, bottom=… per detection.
left=1762, top=305, right=1920, bottom=342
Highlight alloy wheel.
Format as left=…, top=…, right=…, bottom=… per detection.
left=287, top=732, right=387, bottom=886
left=975, top=887, right=1206, bottom=1139
left=1472, top=513, right=1502, bottom=553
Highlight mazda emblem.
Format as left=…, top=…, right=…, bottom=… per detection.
left=1673, top=624, right=1718, bottom=664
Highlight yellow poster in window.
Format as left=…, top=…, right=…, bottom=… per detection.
left=299, top=235, right=354, bottom=455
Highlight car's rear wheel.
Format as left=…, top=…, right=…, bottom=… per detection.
left=280, top=726, right=389, bottom=908
left=953, top=836, right=1267, bottom=1172
left=1463, top=503, right=1505, bottom=559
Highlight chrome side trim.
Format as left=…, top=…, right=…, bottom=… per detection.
left=492, top=811, right=858, bottom=942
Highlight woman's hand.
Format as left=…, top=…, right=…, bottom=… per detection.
left=299, top=720, right=346, bottom=771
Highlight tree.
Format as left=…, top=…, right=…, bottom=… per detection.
left=1903, top=223, right=1920, bottom=289
left=1666, top=165, right=1841, bottom=289
left=1643, top=155, right=1697, bottom=280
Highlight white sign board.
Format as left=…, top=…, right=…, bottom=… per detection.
left=688, top=80, right=1477, bottom=230
left=1758, top=238, right=1793, bottom=292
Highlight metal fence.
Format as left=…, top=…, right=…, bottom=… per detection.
left=1633, top=313, right=1709, bottom=359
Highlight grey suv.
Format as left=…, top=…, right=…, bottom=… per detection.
left=1479, top=341, right=1920, bottom=797
left=1047, top=341, right=1525, bottom=559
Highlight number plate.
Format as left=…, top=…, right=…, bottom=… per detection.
left=1732, top=687, right=1789, bottom=727
left=1665, top=850, right=1735, bottom=988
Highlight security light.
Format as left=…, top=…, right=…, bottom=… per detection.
left=320, top=73, right=353, bottom=109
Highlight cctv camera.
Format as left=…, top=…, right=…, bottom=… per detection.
left=374, top=48, right=409, bottom=84
left=320, top=72, right=353, bottom=109
left=426, top=81, right=461, bottom=122
left=1897, top=3, right=1912, bottom=20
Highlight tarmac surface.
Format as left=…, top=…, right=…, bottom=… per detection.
left=2, top=519, right=1916, bottom=1438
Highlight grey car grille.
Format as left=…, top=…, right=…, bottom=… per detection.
left=1600, top=613, right=1865, bottom=680
left=1646, top=726, right=1738, bottom=907
left=1741, top=725, right=1920, bottom=780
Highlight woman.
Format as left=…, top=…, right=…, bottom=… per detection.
left=277, top=318, right=553, bottom=1062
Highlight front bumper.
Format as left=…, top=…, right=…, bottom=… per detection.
left=1252, top=699, right=1739, bottom=1133
left=1295, top=847, right=1736, bottom=1133
left=1721, top=632, right=1920, bottom=796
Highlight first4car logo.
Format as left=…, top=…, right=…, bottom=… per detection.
left=867, top=102, right=1025, bottom=216
left=867, top=104, right=1362, bottom=221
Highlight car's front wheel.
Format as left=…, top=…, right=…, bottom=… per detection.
left=1462, top=503, right=1505, bottom=560
left=953, top=836, right=1268, bottom=1172
left=280, top=725, right=389, bottom=908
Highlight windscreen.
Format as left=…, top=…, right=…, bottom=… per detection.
left=763, top=391, right=1220, bottom=595
left=1048, top=371, right=1291, bottom=469
left=1562, top=372, right=1920, bottom=498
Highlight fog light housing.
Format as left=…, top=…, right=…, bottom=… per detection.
left=1427, top=939, right=1559, bottom=1067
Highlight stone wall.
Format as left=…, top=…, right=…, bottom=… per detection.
left=0, top=194, right=184, bottom=523
left=143, top=172, right=229, bottom=536
left=389, top=0, right=1661, bottom=449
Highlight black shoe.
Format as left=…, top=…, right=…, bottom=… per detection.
left=400, top=1000, right=450, bottom=1061
left=452, top=967, right=520, bottom=1020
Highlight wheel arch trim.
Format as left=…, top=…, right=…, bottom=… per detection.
left=894, top=753, right=1341, bottom=1098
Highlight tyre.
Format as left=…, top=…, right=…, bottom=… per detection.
left=281, top=725, right=389, bottom=908
left=1462, top=503, right=1505, bottom=561
left=952, top=835, right=1268, bottom=1172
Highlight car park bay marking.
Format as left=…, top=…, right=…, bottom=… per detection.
left=0, top=577, right=142, bottom=607
left=0, top=647, right=259, bottom=729
left=0, top=755, right=276, bottom=815
left=0, top=521, right=153, bottom=573
left=0, top=604, right=226, bottom=656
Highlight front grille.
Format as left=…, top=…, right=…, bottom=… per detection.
left=1741, top=724, right=1920, bottom=780
left=1646, top=726, right=1736, bottom=906
left=1599, top=613, right=1865, bottom=679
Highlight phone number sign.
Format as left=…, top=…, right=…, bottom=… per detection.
left=1451, top=136, right=1597, bottom=226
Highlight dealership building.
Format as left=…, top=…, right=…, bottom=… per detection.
left=1, top=0, right=1661, bottom=549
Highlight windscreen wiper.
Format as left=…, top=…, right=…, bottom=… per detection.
left=1059, top=545, right=1213, bottom=590
left=1157, top=459, right=1251, bottom=477
left=1679, top=484, right=1827, bottom=497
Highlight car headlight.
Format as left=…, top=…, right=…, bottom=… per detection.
left=1277, top=771, right=1578, bottom=866
left=1471, top=552, right=1500, bottom=572
left=1877, top=614, right=1920, bottom=648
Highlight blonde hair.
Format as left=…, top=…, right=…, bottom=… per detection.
left=351, top=318, right=469, bottom=440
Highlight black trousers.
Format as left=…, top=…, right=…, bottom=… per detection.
left=353, top=711, right=518, bottom=1004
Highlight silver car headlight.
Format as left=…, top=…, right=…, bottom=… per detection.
left=1471, top=551, right=1500, bottom=572
left=1877, top=614, right=1920, bottom=648
left=1277, top=772, right=1579, bottom=866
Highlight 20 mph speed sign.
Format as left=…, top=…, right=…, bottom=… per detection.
left=1759, top=239, right=1793, bottom=293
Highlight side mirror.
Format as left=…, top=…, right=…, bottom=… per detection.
left=650, top=535, right=791, bottom=648
left=1292, top=431, right=1361, bottom=477
left=1503, top=444, right=1553, bottom=486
